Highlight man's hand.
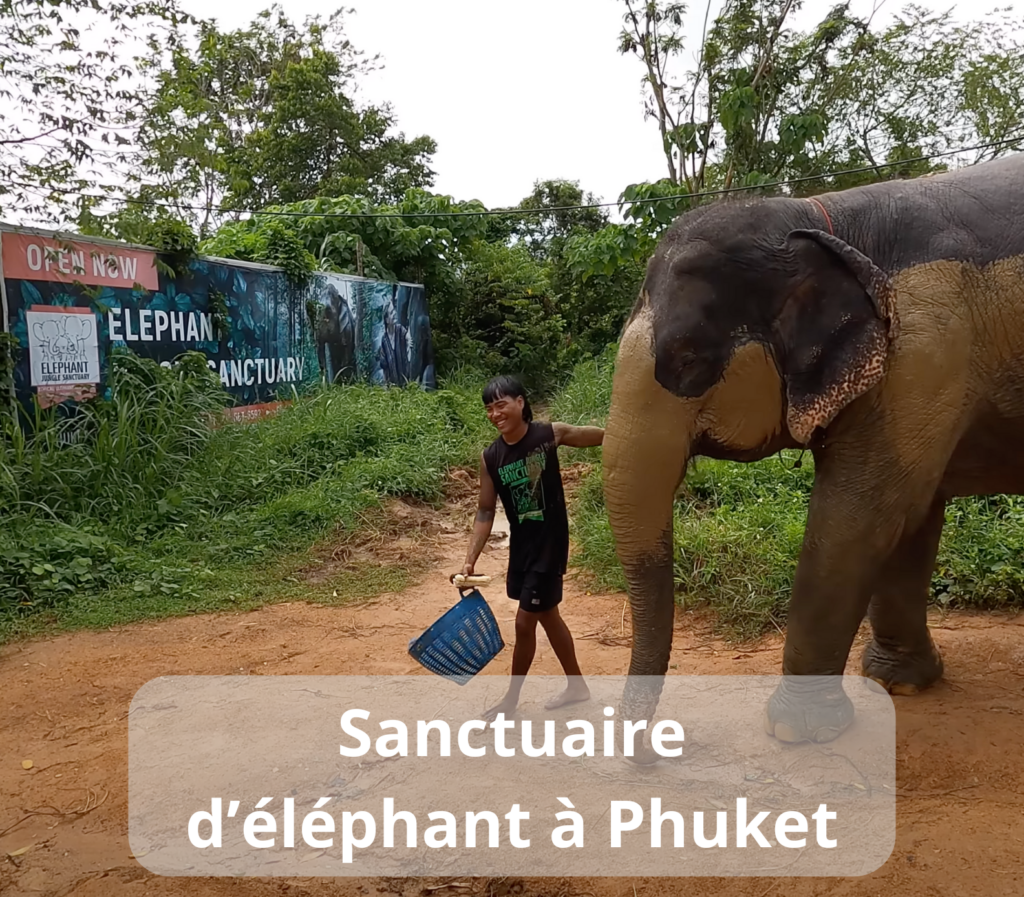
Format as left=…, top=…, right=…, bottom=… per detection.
left=552, top=421, right=605, bottom=448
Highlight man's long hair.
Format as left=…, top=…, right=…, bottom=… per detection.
left=482, top=375, right=533, bottom=423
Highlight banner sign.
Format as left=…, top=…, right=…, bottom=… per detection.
left=309, top=274, right=436, bottom=391
left=2, top=231, right=160, bottom=290
left=1, top=226, right=437, bottom=417
left=24, top=305, right=102, bottom=407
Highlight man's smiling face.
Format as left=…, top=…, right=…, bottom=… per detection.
left=485, top=393, right=525, bottom=436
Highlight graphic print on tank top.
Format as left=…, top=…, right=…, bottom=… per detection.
left=483, top=421, right=569, bottom=575
left=497, top=448, right=547, bottom=523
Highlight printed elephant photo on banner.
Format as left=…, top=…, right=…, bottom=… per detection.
left=306, top=275, right=436, bottom=390
left=316, top=281, right=357, bottom=384
left=602, top=152, right=1024, bottom=754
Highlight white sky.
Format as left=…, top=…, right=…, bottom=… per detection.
left=173, top=0, right=975, bottom=214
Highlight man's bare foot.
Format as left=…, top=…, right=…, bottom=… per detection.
left=545, top=680, right=591, bottom=710
left=482, top=696, right=519, bottom=722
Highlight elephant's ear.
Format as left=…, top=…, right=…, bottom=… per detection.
left=777, top=228, right=899, bottom=445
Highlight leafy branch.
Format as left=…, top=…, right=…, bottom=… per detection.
left=0, top=0, right=195, bottom=222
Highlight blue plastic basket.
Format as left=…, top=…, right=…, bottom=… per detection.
left=408, top=589, right=505, bottom=684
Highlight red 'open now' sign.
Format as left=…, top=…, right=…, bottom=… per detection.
left=2, top=231, right=159, bottom=290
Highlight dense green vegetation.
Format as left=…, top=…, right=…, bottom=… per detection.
left=4, top=0, right=1024, bottom=641
left=6, top=344, right=1024, bottom=643
left=0, top=353, right=494, bottom=640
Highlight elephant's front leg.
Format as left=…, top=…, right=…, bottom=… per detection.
left=861, top=496, right=945, bottom=694
left=765, top=461, right=938, bottom=744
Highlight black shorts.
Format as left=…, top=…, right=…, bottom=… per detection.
left=506, top=570, right=563, bottom=614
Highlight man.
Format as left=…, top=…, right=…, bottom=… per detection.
left=460, top=375, right=604, bottom=720
left=379, top=289, right=410, bottom=385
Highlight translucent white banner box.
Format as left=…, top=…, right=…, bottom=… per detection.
left=128, top=675, right=895, bottom=877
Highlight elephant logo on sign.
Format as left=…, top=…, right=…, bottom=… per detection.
left=32, top=315, right=93, bottom=363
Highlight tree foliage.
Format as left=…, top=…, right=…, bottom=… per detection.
left=617, top=0, right=1024, bottom=197
left=509, top=181, right=641, bottom=363
left=509, top=180, right=609, bottom=259
left=202, top=189, right=488, bottom=281
left=115, top=5, right=436, bottom=236
left=570, top=0, right=1024, bottom=282
left=0, top=0, right=192, bottom=221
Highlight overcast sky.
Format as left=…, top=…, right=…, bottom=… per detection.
left=168, top=0, right=977, bottom=214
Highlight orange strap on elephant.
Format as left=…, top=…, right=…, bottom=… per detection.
left=806, top=197, right=834, bottom=235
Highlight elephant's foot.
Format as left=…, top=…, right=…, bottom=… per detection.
left=764, top=677, right=855, bottom=744
left=861, top=636, right=943, bottom=696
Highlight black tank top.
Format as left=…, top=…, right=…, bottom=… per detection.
left=483, top=421, right=569, bottom=574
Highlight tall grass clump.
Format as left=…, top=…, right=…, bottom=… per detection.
left=933, top=495, right=1024, bottom=611
left=547, top=343, right=614, bottom=427
left=1, top=350, right=228, bottom=523
left=545, top=343, right=615, bottom=466
left=556, top=349, right=1024, bottom=638
left=0, top=352, right=494, bottom=635
left=1, top=351, right=228, bottom=617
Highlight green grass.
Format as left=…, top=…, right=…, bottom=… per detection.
left=547, top=344, right=614, bottom=428
left=557, top=348, right=1024, bottom=639
left=546, top=343, right=614, bottom=468
left=568, top=453, right=814, bottom=636
left=6, top=343, right=1024, bottom=645
left=12, top=553, right=413, bottom=640
left=0, top=351, right=494, bottom=642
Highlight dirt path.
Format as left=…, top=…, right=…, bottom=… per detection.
left=3, top=491, right=1024, bottom=896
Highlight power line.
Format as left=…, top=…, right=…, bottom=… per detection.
left=18, top=134, right=1024, bottom=221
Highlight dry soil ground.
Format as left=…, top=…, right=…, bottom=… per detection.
left=3, top=469, right=1024, bottom=897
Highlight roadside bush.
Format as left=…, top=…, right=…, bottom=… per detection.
left=1, top=350, right=227, bottom=525
left=0, top=523, right=123, bottom=612
left=0, top=353, right=493, bottom=627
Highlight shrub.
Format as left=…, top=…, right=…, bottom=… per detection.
left=0, top=354, right=493, bottom=626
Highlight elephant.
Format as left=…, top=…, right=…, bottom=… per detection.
left=602, top=152, right=1024, bottom=755
left=316, top=283, right=357, bottom=384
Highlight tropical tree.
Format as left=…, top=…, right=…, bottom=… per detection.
left=618, top=0, right=1024, bottom=197
left=116, top=5, right=437, bottom=236
left=569, top=0, right=1024, bottom=282
left=0, top=0, right=192, bottom=222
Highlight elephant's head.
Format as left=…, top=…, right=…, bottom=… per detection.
left=603, top=197, right=899, bottom=761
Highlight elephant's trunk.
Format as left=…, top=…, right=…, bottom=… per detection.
left=602, top=302, right=694, bottom=764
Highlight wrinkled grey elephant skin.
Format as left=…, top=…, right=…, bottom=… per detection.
left=602, top=152, right=1024, bottom=753
left=317, top=283, right=357, bottom=384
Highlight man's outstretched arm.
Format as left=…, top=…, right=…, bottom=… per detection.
left=552, top=421, right=605, bottom=448
left=462, top=454, right=497, bottom=575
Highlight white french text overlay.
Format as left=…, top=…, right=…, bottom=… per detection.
left=128, top=675, right=895, bottom=877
